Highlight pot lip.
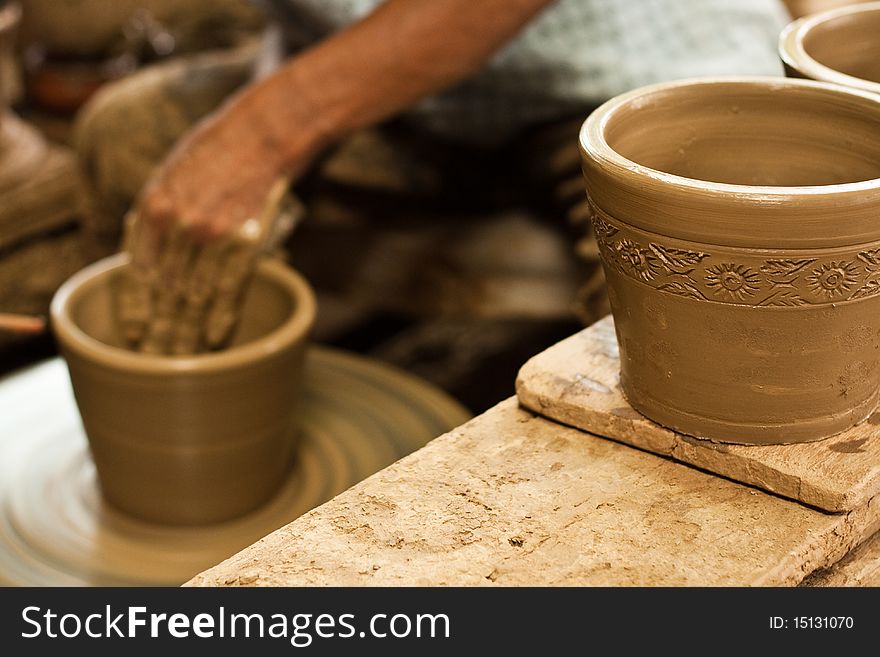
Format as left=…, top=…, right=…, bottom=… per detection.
left=579, top=75, right=880, bottom=201
left=50, top=253, right=316, bottom=374
left=779, top=1, right=880, bottom=96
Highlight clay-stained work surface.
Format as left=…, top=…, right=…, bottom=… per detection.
left=516, top=316, right=880, bottom=513
left=0, top=351, right=469, bottom=585
left=189, top=398, right=880, bottom=587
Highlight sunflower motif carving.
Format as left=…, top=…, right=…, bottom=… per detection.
left=806, top=261, right=859, bottom=299
left=704, top=264, right=761, bottom=301
left=615, top=239, right=661, bottom=282
left=591, top=209, right=880, bottom=308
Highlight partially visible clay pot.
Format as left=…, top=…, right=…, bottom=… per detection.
left=580, top=77, right=880, bottom=445
left=779, top=1, right=880, bottom=95
left=51, top=254, right=316, bottom=524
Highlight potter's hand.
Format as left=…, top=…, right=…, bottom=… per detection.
left=118, top=177, right=302, bottom=355
left=114, top=76, right=317, bottom=355
left=125, top=95, right=304, bottom=266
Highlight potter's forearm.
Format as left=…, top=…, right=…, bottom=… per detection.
left=235, top=0, right=557, bottom=169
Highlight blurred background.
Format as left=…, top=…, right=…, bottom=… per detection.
left=0, top=0, right=868, bottom=413
left=0, top=0, right=622, bottom=415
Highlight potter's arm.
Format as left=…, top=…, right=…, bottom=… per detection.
left=255, top=0, right=559, bottom=163
left=134, top=0, right=558, bottom=248
left=122, top=0, right=557, bottom=353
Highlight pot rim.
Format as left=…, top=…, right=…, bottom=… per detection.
left=50, top=253, right=316, bottom=374
left=779, top=1, right=880, bottom=96
left=580, top=76, right=880, bottom=199
left=579, top=76, right=880, bottom=248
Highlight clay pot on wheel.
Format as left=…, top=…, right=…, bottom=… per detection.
left=779, top=1, right=880, bottom=95
left=51, top=254, right=316, bottom=524
left=579, top=77, right=880, bottom=445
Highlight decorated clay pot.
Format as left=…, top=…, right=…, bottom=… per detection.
left=51, top=254, right=316, bottom=524
left=779, top=1, right=880, bottom=95
left=579, top=77, right=880, bottom=444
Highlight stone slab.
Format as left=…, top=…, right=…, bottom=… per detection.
left=805, top=530, right=880, bottom=587
left=188, top=398, right=880, bottom=587
left=515, top=316, right=880, bottom=513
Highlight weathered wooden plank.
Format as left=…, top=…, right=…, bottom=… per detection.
left=516, top=316, right=880, bottom=513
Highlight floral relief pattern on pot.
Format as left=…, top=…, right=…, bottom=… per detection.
left=592, top=210, right=880, bottom=308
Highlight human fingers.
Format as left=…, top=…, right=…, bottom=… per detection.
left=128, top=189, right=175, bottom=270
left=139, top=224, right=195, bottom=354
left=115, top=212, right=157, bottom=347
left=203, top=222, right=262, bottom=349
left=171, top=239, right=227, bottom=355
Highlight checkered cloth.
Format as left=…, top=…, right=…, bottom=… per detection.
left=259, top=0, right=791, bottom=144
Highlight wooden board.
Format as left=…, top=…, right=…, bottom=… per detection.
left=515, top=316, right=880, bottom=513
left=188, top=398, right=880, bottom=587
left=0, top=351, right=470, bottom=586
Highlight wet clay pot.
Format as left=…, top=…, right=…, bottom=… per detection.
left=51, top=254, right=316, bottom=524
left=579, top=77, right=880, bottom=444
left=779, top=1, right=880, bottom=95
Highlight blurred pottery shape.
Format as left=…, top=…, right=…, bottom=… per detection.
left=0, top=1, right=21, bottom=109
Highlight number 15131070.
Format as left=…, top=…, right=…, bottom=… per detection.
left=770, top=616, right=854, bottom=629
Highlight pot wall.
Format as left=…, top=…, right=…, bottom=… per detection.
left=597, top=211, right=880, bottom=443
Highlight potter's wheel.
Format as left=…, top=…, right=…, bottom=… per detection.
left=0, top=348, right=470, bottom=585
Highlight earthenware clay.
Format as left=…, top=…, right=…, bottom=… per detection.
left=51, top=253, right=316, bottom=524
left=779, top=2, right=880, bottom=95
left=579, top=77, right=880, bottom=445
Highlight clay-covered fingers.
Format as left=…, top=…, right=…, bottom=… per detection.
left=116, top=177, right=297, bottom=355
left=139, top=225, right=198, bottom=354
left=127, top=190, right=175, bottom=270
left=115, top=212, right=157, bottom=347
left=203, top=222, right=263, bottom=349
left=172, top=240, right=226, bottom=355
left=196, top=181, right=293, bottom=349
left=121, top=219, right=267, bottom=355
left=120, top=215, right=209, bottom=356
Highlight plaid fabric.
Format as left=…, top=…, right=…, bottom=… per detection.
left=259, top=0, right=791, bottom=143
